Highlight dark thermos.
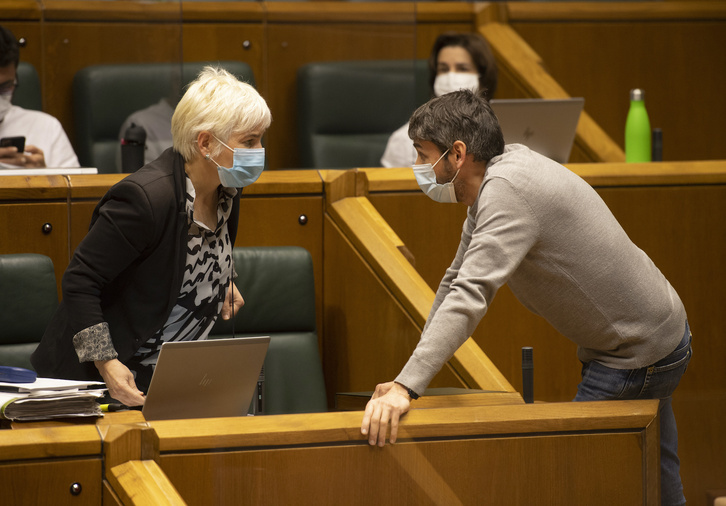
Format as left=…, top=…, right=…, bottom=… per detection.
left=121, top=122, right=146, bottom=173
left=522, top=347, right=534, bottom=404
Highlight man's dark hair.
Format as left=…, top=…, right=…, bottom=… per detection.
left=428, top=32, right=498, bottom=100
left=0, top=25, right=20, bottom=69
left=408, top=89, right=505, bottom=163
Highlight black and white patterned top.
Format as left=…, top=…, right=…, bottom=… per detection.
left=126, top=176, right=237, bottom=389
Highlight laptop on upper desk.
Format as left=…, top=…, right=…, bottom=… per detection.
left=489, top=98, right=585, bottom=163
left=141, top=336, right=269, bottom=421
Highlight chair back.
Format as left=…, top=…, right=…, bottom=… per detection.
left=210, top=246, right=327, bottom=415
left=297, top=59, right=429, bottom=168
left=0, top=254, right=58, bottom=370
left=72, top=61, right=255, bottom=173
left=12, top=62, right=43, bottom=111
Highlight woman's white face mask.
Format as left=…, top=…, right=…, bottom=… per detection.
left=433, top=72, right=479, bottom=98
left=412, top=149, right=460, bottom=204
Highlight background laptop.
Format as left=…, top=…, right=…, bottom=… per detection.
left=142, top=336, right=270, bottom=421
left=489, top=98, right=585, bottom=163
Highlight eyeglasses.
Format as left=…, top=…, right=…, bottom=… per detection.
left=0, top=78, right=19, bottom=95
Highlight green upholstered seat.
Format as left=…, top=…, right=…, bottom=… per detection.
left=72, top=61, right=255, bottom=173
left=296, top=59, right=430, bottom=169
left=209, top=246, right=327, bottom=415
left=12, top=62, right=43, bottom=112
left=0, top=254, right=58, bottom=370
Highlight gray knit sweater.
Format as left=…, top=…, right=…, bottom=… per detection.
left=396, top=144, right=687, bottom=396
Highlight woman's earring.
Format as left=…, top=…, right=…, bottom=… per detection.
left=205, top=153, right=210, bottom=160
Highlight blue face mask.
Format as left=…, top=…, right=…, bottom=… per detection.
left=412, top=148, right=459, bottom=204
left=209, top=135, right=265, bottom=188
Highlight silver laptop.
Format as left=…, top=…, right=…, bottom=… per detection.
left=142, top=336, right=270, bottom=421
left=489, top=98, right=585, bottom=163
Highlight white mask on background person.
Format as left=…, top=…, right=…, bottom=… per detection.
left=412, top=148, right=460, bottom=204
left=0, top=93, right=12, bottom=123
left=433, top=72, right=479, bottom=98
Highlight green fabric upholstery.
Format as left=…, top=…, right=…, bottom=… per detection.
left=72, top=61, right=255, bottom=173
left=12, top=62, right=42, bottom=111
left=0, top=254, right=58, bottom=370
left=296, top=59, right=430, bottom=168
left=210, top=247, right=326, bottom=415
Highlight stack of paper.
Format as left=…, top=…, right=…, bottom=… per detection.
left=0, top=378, right=106, bottom=422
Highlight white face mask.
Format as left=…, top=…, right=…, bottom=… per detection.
left=0, top=93, right=12, bottom=123
left=412, top=149, right=460, bottom=204
left=433, top=72, right=479, bottom=98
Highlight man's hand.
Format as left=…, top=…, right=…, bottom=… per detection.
left=0, top=144, right=45, bottom=168
left=94, top=359, right=146, bottom=406
left=361, top=381, right=412, bottom=447
left=221, top=283, right=244, bottom=320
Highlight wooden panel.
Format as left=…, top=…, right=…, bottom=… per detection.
left=40, top=22, right=184, bottom=145
left=323, top=214, right=461, bottom=401
left=160, top=433, right=650, bottom=505
left=0, top=459, right=103, bottom=505
left=150, top=400, right=659, bottom=505
left=0, top=202, right=69, bottom=294
left=236, top=195, right=325, bottom=342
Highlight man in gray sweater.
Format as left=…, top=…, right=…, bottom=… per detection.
left=361, top=90, right=691, bottom=506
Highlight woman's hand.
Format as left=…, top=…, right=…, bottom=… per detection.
left=221, top=282, right=245, bottom=320
left=94, top=359, right=146, bottom=406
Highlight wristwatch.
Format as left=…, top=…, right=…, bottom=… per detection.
left=396, top=382, right=419, bottom=400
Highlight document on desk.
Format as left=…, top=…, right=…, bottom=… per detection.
left=0, top=389, right=105, bottom=421
left=0, top=378, right=106, bottom=421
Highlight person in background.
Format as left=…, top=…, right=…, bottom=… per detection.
left=32, top=66, right=272, bottom=406
left=0, top=25, right=80, bottom=169
left=380, top=31, right=498, bottom=168
left=116, top=68, right=182, bottom=170
left=362, top=90, right=690, bottom=506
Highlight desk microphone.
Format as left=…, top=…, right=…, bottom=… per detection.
left=522, top=347, right=534, bottom=404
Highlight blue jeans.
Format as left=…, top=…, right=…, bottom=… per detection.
left=574, top=321, right=692, bottom=506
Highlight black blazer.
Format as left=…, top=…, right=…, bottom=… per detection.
left=31, top=149, right=240, bottom=380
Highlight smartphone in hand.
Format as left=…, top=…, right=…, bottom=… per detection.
left=0, top=136, right=26, bottom=153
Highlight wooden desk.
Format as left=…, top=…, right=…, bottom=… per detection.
left=148, top=399, right=660, bottom=505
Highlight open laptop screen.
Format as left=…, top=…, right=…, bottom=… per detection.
left=142, top=336, right=269, bottom=421
left=490, top=98, right=585, bottom=163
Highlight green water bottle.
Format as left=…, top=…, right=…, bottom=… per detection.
left=625, top=88, right=651, bottom=162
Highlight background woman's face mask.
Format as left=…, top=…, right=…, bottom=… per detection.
left=210, top=135, right=265, bottom=188
left=433, top=72, right=479, bottom=98
left=413, top=149, right=460, bottom=204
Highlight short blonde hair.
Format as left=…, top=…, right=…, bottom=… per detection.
left=172, top=66, right=272, bottom=161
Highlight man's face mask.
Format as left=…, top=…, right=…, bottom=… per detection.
left=0, top=93, right=12, bottom=123
left=433, top=72, right=479, bottom=98
left=412, top=148, right=460, bottom=204
left=208, top=135, right=265, bottom=188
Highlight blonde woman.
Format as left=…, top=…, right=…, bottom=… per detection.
left=33, top=67, right=272, bottom=406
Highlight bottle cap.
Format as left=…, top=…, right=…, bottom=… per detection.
left=630, top=88, right=645, bottom=101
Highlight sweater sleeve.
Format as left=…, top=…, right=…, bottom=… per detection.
left=396, top=177, right=540, bottom=395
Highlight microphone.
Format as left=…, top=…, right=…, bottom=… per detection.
left=522, top=347, right=534, bottom=404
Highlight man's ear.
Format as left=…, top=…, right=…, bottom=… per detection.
left=452, top=140, right=468, bottom=168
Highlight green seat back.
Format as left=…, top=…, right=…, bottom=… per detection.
left=210, top=247, right=326, bottom=415
left=297, top=59, right=430, bottom=168
left=12, top=62, right=42, bottom=111
left=72, top=61, right=255, bottom=173
left=0, top=254, right=58, bottom=370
